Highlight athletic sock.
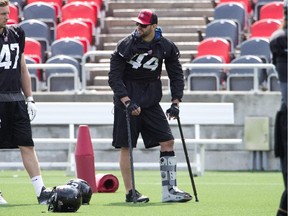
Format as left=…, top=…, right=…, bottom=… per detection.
left=160, top=151, right=175, bottom=157
left=31, top=175, right=44, bottom=197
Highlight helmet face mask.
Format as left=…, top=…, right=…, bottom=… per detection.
left=67, top=178, right=93, bottom=205
left=48, top=185, right=82, bottom=212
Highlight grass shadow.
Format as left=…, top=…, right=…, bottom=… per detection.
left=104, top=202, right=188, bottom=207
left=0, top=204, right=37, bottom=207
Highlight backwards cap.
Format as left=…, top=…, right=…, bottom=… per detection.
left=131, top=9, right=158, bottom=25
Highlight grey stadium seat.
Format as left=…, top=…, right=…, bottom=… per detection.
left=227, top=55, right=263, bottom=91
left=25, top=56, right=39, bottom=92
left=50, top=38, right=84, bottom=61
left=45, top=55, right=81, bottom=91
left=205, top=19, right=239, bottom=51
left=187, top=55, right=224, bottom=91
left=23, top=2, right=57, bottom=41
left=18, top=19, right=51, bottom=61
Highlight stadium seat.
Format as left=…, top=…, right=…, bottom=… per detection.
left=24, top=38, right=44, bottom=81
left=187, top=55, right=224, bottom=91
left=18, top=19, right=51, bottom=61
left=56, top=19, right=92, bottom=52
left=197, top=37, right=231, bottom=63
left=23, top=2, right=57, bottom=41
left=24, top=37, right=42, bottom=63
left=61, top=1, right=97, bottom=37
left=259, top=1, right=284, bottom=20
left=45, top=55, right=80, bottom=91
left=26, top=0, right=62, bottom=19
left=227, top=55, right=264, bottom=91
left=10, top=0, right=26, bottom=10
left=205, top=19, right=239, bottom=51
left=254, top=0, right=283, bottom=20
left=66, top=0, right=103, bottom=10
left=240, top=37, right=272, bottom=63
left=65, top=0, right=103, bottom=30
left=250, top=18, right=282, bottom=38
left=218, top=0, right=252, bottom=14
left=25, top=56, right=39, bottom=92
left=26, top=0, right=63, bottom=8
left=214, top=2, right=247, bottom=33
left=50, top=38, right=84, bottom=61
left=9, top=3, right=19, bottom=24
left=267, top=73, right=280, bottom=92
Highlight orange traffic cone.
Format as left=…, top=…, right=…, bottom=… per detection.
left=75, top=125, right=97, bottom=193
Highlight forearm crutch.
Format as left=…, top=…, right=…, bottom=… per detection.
left=125, top=108, right=137, bottom=203
left=177, top=117, right=199, bottom=202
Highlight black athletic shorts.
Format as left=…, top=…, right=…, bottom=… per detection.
left=112, top=103, right=174, bottom=149
left=0, top=101, right=34, bottom=149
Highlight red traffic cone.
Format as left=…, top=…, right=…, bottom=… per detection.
left=75, top=125, right=97, bottom=193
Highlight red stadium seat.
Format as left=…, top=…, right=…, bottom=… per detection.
left=66, top=0, right=102, bottom=9
left=61, top=1, right=97, bottom=35
left=24, top=37, right=42, bottom=63
left=260, top=2, right=284, bottom=20
left=197, top=37, right=231, bottom=63
left=61, top=1, right=98, bottom=23
left=26, top=0, right=62, bottom=18
left=24, top=38, right=43, bottom=80
left=219, top=0, right=252, bottom=14
left=9, top=3, right=18, bottom=23
left=26, top=0, right=62, bottom=7
left=250, top=18, right=282, bottom=38
left=56, top=19, right=92, bottom=52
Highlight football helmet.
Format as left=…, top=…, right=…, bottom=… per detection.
left=67, top=178, right=92, bottom=204
left=47, top=185, right=82, bottom=212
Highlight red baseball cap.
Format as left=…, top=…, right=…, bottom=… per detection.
left=132, top=9, right=158, bottom=25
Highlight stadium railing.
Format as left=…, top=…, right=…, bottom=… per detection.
left=81, top=51, right=276, bottom=92
left=0, top=102, right=241, bottom=176
left=182, top=63, right=276, bottom=92
left=27, top=63, right=80, bottom=91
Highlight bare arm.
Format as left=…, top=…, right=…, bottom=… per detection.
left=20, top=53, right=33, bottom=98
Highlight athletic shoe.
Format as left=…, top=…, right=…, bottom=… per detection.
left=125, top=189, right=149, bottom=203
left=37, top=187, right=52, bottom=205
left=0, top=192, right=7, bottom=205
left=162, top=186, right=192, bottom=202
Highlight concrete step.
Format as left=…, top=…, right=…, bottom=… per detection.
left=103, top=41, right=199, bottom=51
left=104, top=17, right=206, bottom=28
left=107, top=1, right=213, bottom=15
left=104, top=25, right=206, bottom=34
left=111, top=8, right=214, bottom=18
left=99, top=33, right=200, bottom=43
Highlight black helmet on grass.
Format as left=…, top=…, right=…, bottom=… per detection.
left=47, top=185, right=82, bottom=212
left=67, top=178, right=93, bottom=204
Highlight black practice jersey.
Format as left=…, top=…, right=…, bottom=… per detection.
left=0, top=25, right=25, bottom=93
left=109, top=28, right=184, bottom=107
left=270, top=28, right=287, bottom=83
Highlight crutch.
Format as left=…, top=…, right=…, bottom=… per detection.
left=125, top=108, right=137, bottom=203
left=177, top=116, right=199, bottom=202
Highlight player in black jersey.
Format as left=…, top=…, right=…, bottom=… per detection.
left=270, top=2, right=287, bottom=215
left=109, top=9, right=192, bottom=203
left=0, top=0, right=51, bottom=205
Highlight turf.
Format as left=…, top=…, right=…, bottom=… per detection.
left=0, top=170, right=283, bottom=216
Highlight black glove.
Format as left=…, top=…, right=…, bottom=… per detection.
left=125, top=101, right=139, bottom=113
left=166, top=103, right=179, bottom=119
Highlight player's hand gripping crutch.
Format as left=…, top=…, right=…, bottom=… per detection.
left=167, top=103, right=199, bottom=202
left=125, top=106, right=137, bottom=203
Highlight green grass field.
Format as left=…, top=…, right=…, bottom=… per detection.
left=0, top=170, right=284, bottom=216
